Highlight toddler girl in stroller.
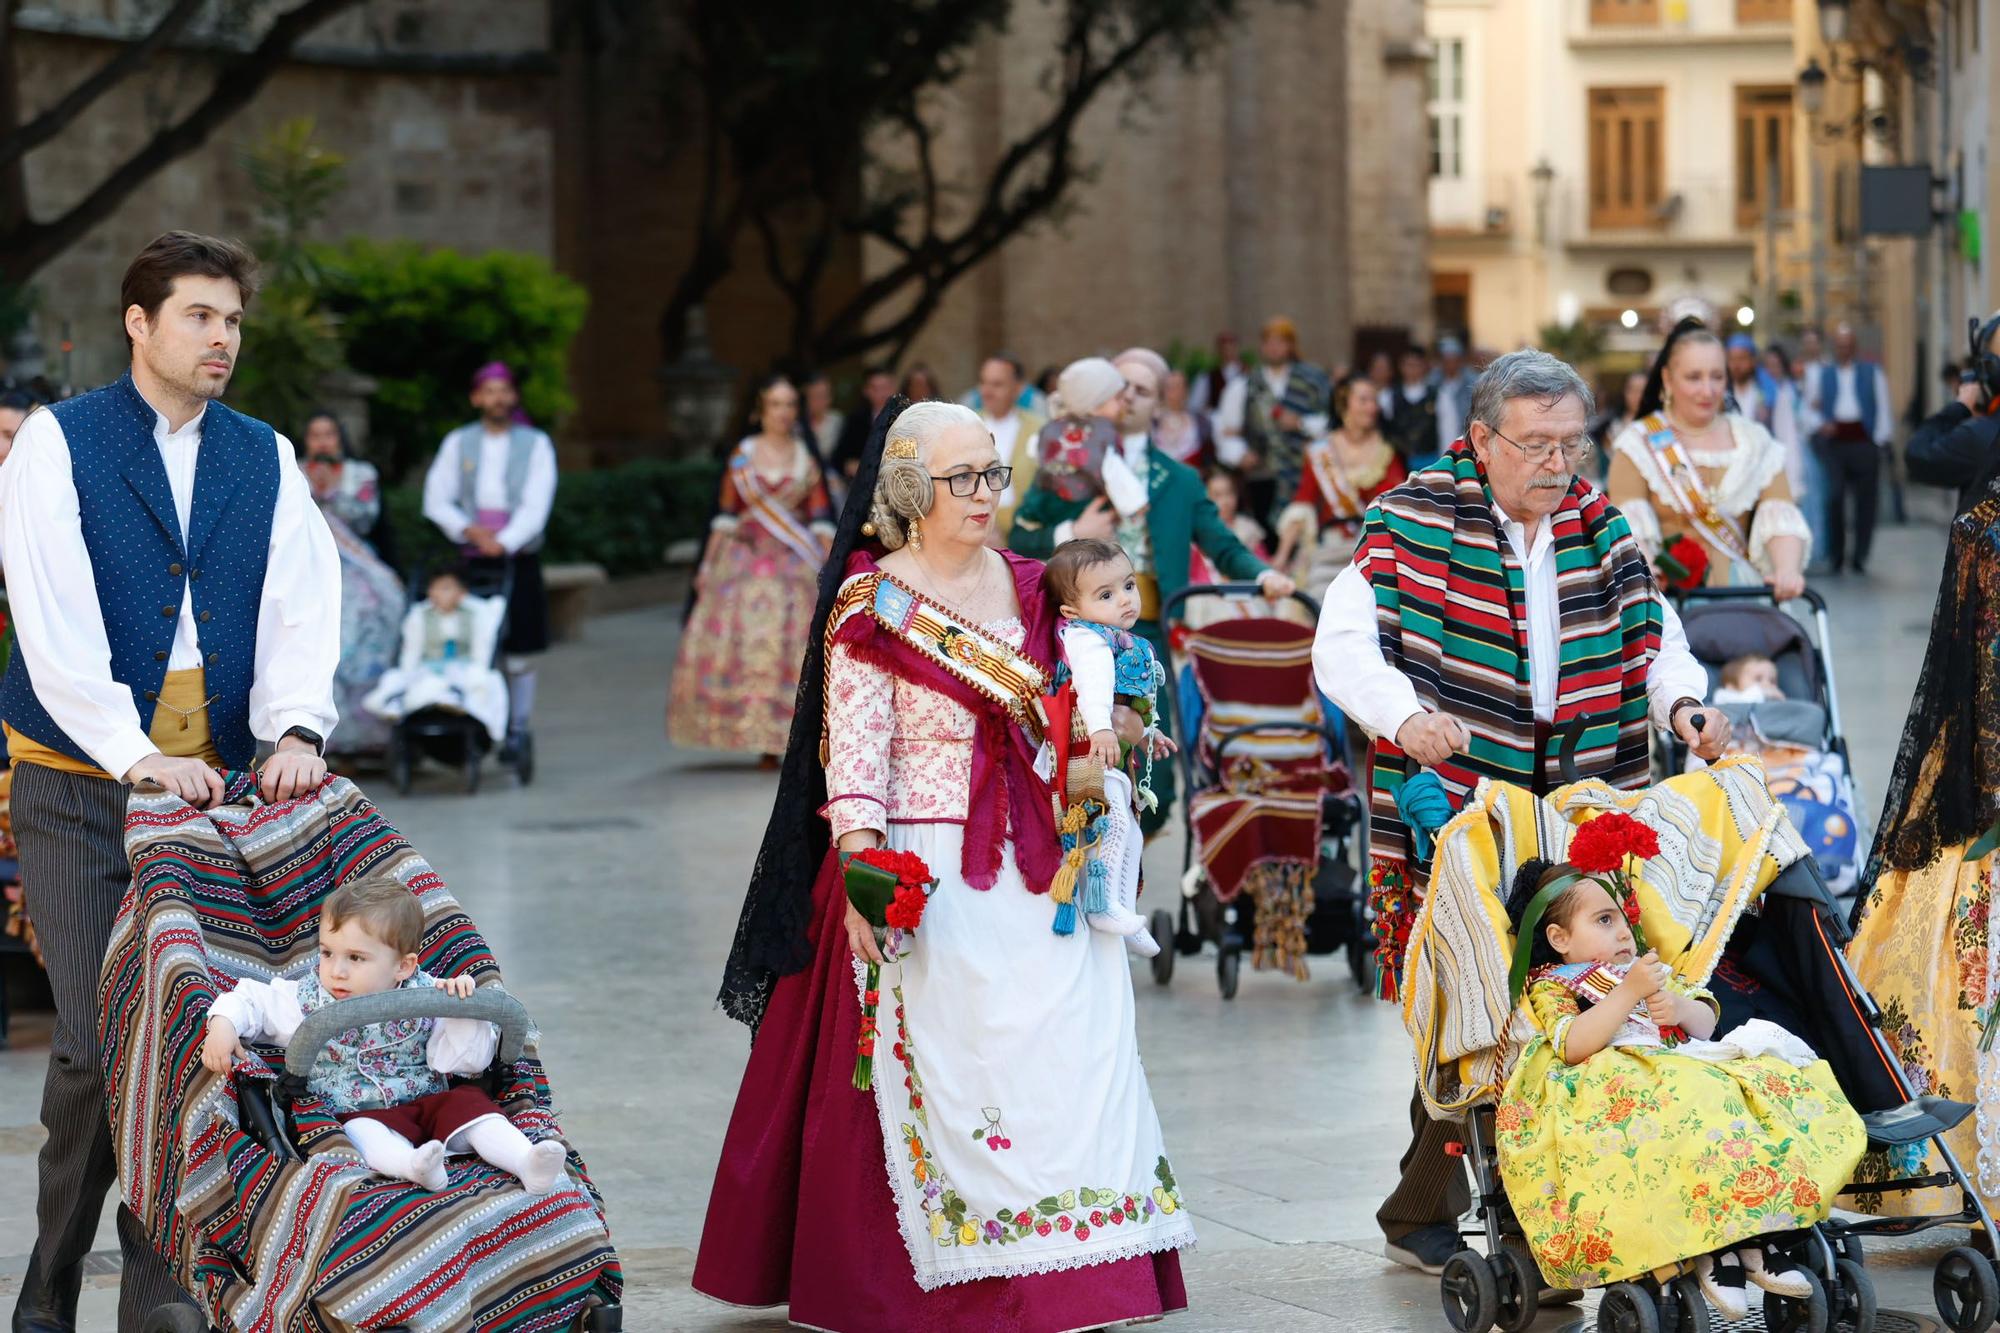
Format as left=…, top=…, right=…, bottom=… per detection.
left=1499, top=852, right=1867, bottom=1318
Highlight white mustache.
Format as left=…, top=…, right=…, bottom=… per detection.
left=1528, top=475, right=1568, bottom=489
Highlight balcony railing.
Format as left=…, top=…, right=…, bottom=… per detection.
left=1552, top=177, right=1767, bottom=246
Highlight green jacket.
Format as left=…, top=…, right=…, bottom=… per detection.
left=1009, top=442, right=1269, bottom=618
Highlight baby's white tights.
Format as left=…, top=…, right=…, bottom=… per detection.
left=345, top=1114, right=568, bottom=1194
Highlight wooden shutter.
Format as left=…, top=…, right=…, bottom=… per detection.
left=1734, top=85, right=1795, bottom=229
left=1736, top=0, right=1791, bottom=23
left=1589, top=87, right=1665, bottom=230
left=1590, top=0, right=1660, bottom=24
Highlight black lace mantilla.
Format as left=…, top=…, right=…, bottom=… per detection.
left=715, top=397, right=909, bottom=1032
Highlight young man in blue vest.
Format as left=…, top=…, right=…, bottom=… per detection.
left=420, top=362, right=557, bottom=753
left=0, top=232, right=339, bottom=1330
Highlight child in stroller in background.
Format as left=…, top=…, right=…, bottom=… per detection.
left=1498, top=846, right=1867, bottom=1318
left=363, top=563, right=510, bottom=745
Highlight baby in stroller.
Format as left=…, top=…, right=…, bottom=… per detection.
left=363, top=563, right=510, bottom=744
left=200, top=875, right=570, bottom=1195
left=1497, top=846, right=1866, bottom=1319
left=1047, top=538, right=1170, bottom=956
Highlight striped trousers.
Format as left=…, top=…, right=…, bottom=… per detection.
left=1377, top=1086, right=1470, bottom=1243
left=11, top=763, right=189, bottom=1329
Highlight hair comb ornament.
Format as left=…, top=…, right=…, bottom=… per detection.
left=886, top=436, right=919, bottom=459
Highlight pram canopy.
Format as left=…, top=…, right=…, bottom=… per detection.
left=101, top=773, right=620, bottom=1331
left=1401, top=757, right=1813, bottom=1120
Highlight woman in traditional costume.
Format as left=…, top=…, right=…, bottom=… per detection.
left=1608, top=318, right=1810, bottom=599
left=1272, top=375, right=1405, bottom=597
left=694, top=399, right=1193, bottom=1330
left=1847, top=444, right=2000, bottom=1216
left=667, top=377, right=835, bottom=758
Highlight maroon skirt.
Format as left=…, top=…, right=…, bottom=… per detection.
left=692, top=849, right=1188, bottom=1332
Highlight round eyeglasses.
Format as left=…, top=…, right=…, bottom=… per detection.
left=930, top=465, right=1014, bottom=497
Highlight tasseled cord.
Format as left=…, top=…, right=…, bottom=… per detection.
left=1050, top=802, right=1090, bottom=935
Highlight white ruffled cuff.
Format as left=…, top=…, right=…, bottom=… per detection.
left=710, top=513, right=741, bottom=534
left=1747, top=497, right=1812, bottom=573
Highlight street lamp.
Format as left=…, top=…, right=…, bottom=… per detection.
left=1530, top=159, right=1555, bottom=245
left=1798, top=58, right=1827, bottom=117
left=1816, top=0, right=1850, bottom=46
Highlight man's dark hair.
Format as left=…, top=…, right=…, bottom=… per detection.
left=426, top=561, right=469, bottom=591
left=983, top=353, right=1025, bottom=381
left=120, top=232, right=259, bottom=349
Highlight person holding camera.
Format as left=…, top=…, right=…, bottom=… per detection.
left=1908, top=312, right=2000, bottom=513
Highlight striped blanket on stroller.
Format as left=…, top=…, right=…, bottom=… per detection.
left=101, top=772, right=621, bottom=1331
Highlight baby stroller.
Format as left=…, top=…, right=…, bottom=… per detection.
left=1669, top=586, right=1867, bottom=903
left=108, top=772, right=621, bottom=1332
left=1404, top=732, right=1999, bottom=1333
left=1155, top=584, right=1369, bottom=999
left=382, top=560, right=536, bottom=795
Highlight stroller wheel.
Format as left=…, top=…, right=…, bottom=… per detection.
left=389, top=736, right=413, bottom=795
left=463, top=740, right=483, bottom=794
left=1439, top=1248, right=1500, bottom=1333
left=1663, top=1275, right=1712, bottom=1333
left=142, top=1305, right=210, bottom=1333
left=577, top=1300, right=623, bottom=1331
left=1835, top=1231, right=1865, bottom=1267
left=1832, top=1255, right=1876, bottom=1333
left=1490, top=1245, right=1539, bottom=1332
left=516, top=731, right=536, bottom=785
left=1216, top=947, right=1240, bottom=1001
left=1762, top=1261, right=1829, bottom=1333
left=1596, top=1281, right=1660, bottom=1333
left=1934, top=1245, right=1999, bottom=1333
left=1149, top=910, right=1175, bottom=986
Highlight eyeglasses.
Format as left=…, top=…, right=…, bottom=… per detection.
left=1487, top=426, right=1594, bottom=466
left=930, top=465, right=1014, bottom=497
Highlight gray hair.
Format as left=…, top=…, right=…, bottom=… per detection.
left=868, top=399, right=984, bottom=550
left=1468, top=349, right=1595, bottom=431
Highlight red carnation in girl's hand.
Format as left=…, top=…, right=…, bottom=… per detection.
left=1568, top=813, right=1658, bottom=874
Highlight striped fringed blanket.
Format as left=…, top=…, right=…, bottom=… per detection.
left=1400, top=757, right=1810, bottom=1122
left=100, top=772, right=621, bottom=1331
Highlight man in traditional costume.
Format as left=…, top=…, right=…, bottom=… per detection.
left=421, top=361, right=558, bottom=754
left=1012, top=347, right=1295, bottom=833
left=0, top=232, right=339, bottom=1331
left=1810, top=323, right=1894, bottom=574
left=1311, top=349, right=1722, bottom=1277
left=1214, top=316, right=1332, bottom=524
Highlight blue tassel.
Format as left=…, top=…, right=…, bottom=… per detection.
left=1052, top=900, right=1078, bottom=935
left=1083, top=857, right=1110, bottom=914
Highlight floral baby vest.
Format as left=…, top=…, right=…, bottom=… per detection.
left=297, top=971, right=448, bottom=1114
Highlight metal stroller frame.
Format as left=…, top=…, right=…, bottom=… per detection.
left=386, top=559, right=536, bottom=795
left=1440, top=718, right=2000, bottom=1333
left=1152, top=583, right=1370, bottom=999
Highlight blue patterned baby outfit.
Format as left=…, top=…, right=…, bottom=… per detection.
left=297, top=971, right=448, bottom=1114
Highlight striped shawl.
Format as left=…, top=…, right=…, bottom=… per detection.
left=103, top=772, right=620, bottom=1331
left=1362, top=446, right=1662, bottom=998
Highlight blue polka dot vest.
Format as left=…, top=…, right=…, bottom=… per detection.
left=0, top=373, right=278, bottom=770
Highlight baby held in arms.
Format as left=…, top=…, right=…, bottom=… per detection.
left=201, top=877, right=568, bottom=1195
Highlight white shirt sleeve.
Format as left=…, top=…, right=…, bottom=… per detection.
left=1873, top=366, right=1895, bottom=445
left=0, top=411, right=158, bottom=779
left=427, top=1012, right=501, bottom=1075
left=495, top=432, right=558, bottom=554
left=1299, top=412, right=1330, bottom=439
left=1060, top=625, right=1118, bottom=734
left=421, top=431, right=471, bottom=543
left=1310, top=552, right=1425, bottom=743
left=1213, top=377, right=1249, bottom=465
left=208, top=976, right=306, bottom=1046
left=248, top=433, right=342, bottom=746
left=1646, top=597, right=1711, bottom=731
left=1101, top=450, right=1149, bottom=518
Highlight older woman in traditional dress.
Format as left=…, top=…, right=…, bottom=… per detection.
left=667, top=376, right=834, bottom=758
left=694, top=400, right=1193, bottom=1330
left=1847, top=430, right=2000, bottom=1217
left=1272, top=374, right=1406, bottom=597
left=1608, top=317, right=1810, bottom=600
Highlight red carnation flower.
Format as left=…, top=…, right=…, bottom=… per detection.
left=885, top=884, right=928, bottom=931
left=1569, top=813, right=1657, bottom=874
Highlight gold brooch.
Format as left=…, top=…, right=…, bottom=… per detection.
left=886, top=436, right=919, bottom=460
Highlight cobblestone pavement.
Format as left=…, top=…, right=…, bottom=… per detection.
left=0, top=509, right=1973, bottom=1330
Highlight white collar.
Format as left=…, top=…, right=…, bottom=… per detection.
left=1121, top=430, right=1150, bottom=454
left=983, top=409, right=1017, bottom=428
left=1489, top=498, right=1551, bottom=552
left=139, top=390, right=207, bottom=441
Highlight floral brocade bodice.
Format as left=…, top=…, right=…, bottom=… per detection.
left=297, top=971, right=448, bottom=1115
left=822, top=618, right=1027, bottom=838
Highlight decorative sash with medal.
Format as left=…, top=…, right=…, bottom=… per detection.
left=821, top=565, right=1061, bottom=894
left=1639, top=413, right=1753, bottom=572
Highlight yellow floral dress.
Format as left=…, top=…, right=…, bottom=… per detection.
left=1495, top=970, right=1866, bottom=1289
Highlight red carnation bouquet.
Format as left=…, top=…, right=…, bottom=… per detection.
left=1654, top=534, right=1710, bottom=592
left=843, top=847, right=936, bottom=1091
left=1566, top=811, right=1660, bottom=950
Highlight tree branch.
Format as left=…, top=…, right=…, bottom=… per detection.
left=0, top=0, right=363, bottom=284
left=0, top=0, right=208, bottom=172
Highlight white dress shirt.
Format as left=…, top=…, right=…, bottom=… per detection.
left=421, top=426, right=558, bottom=553
left=986, top=410, right=1024, bottom=511
left=1311, top=501, right=1709, bottom=744
left=1212, top=365, right=1330, bottom=466
left=0, top=400, right=341, bottom=780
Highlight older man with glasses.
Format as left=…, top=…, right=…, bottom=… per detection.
left=1310, top=348, right=1722, bottom=1283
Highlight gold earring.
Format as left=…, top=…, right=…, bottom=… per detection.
left=909, top=517, right=924, bottom=551
left=861, top=520, right=877, bottom=537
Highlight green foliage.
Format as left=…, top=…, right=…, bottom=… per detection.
left=313, top=240, right=589, bottom=483
left=382, top=455, right=723, bottom=581
left=229, top=118, right=347, bottom=432
left=1537, top=320, right=1607, bottom=370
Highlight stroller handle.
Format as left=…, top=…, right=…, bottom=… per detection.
left=1670, top=583, right=1829, bottom=615
left=1158, top=582, right=1323, bottom=626
left=282, top=985, right=534, bottom=1079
